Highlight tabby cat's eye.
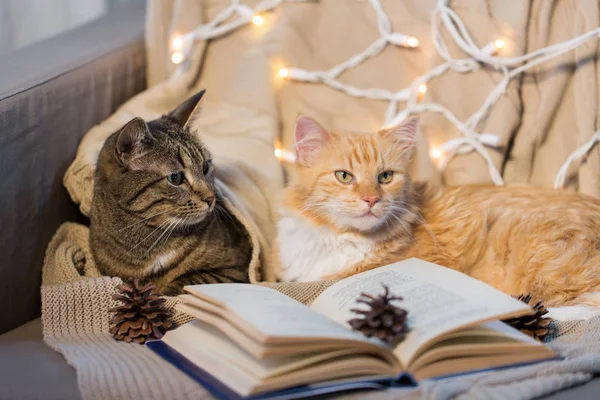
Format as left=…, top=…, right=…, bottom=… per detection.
left=378, top=171, right=394, bottom=184
left=203, top=160, right=212, bottom=175
left=167, top=171, right=185, bottom=186
left=335, top=170, right=354, bottom=184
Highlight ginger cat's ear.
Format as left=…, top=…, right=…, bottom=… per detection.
left=294, top=115, right=331, bottom=165
left=379, top=116, right=419, bottom=156
left=380, top=116, right=419, bottom=143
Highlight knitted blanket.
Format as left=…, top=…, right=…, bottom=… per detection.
left=42, top=221, right=600, bottom=400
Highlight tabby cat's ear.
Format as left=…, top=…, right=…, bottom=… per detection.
left=168, top=89, right=206, bottom=129
left=116, top=117, right=148, bottom=164
left=379, top=116, right=419, bottom=150
left=294, top=115, right=331, bottom=165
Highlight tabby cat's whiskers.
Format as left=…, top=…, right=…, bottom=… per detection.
left=130, top=218, right=172, bottom=252
left=117, top=208, right=172, bottom=232
left=90, top=90, right=252, bottom=295
left=146, top=217, right=181, bottom=256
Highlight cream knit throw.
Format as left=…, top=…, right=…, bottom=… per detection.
left=42, top=221, right=600, bottom=400
left=40, top=221, right=333, bottom=400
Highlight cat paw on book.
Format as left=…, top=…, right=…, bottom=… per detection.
left=147, top=258, right=558, bottom=400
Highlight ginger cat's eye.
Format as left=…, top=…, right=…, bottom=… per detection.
left=335, top=170, right=354, bottom=184
left=167, top=171, right=185, bottom=185
left=378, top=171, right=394, bottom=184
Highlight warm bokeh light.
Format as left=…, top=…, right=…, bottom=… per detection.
left=494, top=39, right=505, bottom=50
left=418, top=84, right=427, bottom=95
left=405, top=36, right=419, bottom=48
left=171, top=35, right=183, bottom=51
left=278, top=68, right=289, bottom=78
left=274, top=148, right=296, bottom=163
left=430, top=147, right=442, bottom=160
left=171, top=52, right=184, bottom=64
left=251, top=15, right=264, bottom=25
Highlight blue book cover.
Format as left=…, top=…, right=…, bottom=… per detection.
left=146, top=340, right=417, bottom=400
left=147, top=338, right=560, bottom=400
left=148, top=261, right=561, bottom=398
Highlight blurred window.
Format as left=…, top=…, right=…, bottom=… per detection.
left=0, top=0, right=141, bottom=55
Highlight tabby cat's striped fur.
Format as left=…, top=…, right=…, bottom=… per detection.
left=90, top=91, right=251, bottom=295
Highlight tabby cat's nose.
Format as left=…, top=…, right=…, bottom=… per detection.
left=203, top=196, right=215, bottom=206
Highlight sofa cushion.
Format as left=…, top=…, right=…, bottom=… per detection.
left=0, top=319, right=81, bottom=400
left=0, top=2, right=146, bottom=334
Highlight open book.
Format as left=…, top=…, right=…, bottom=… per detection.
left=147, top=258, right=557, bottom=400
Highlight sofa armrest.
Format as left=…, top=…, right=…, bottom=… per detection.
left=0, top=2, right=147, bottom=334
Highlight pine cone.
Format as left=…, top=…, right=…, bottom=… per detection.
left=502, top=293, right=552, bottom=342
left=109, top=279, right=174, bottom=344
left=347, top=284, right=409, bottom=345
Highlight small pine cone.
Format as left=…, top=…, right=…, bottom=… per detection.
left=502, top=293, right=553, bottom=342
left=109, top=279, right=174, bottom=344
left=347, top=284, right=409, bottom=345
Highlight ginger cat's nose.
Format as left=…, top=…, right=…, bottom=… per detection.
left=362, top=195, right=380, bottom=207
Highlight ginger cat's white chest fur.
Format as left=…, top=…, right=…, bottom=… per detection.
left=275, top=114, right=600, bottom=308
left=277, top=212, right=374, bottom=282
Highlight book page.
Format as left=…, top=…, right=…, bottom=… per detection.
left=184, top=283, right=385, bottom=345
left=160, top=319, right=397, bottom=396
left=310, top=258, right=532, bottom=367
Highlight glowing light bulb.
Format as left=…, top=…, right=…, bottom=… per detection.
left=252, top=15, right=264, bottom=25
left=171, top=35, right=183, bottom=51
left=278, top=68, right=289, bottom=78
left=418, top=84, right=427, bottom=95
left=494, top=39, right=505, bottom=50
left=430, top=147, right=442, bottom=160
left=405, top=36, right=419, bottom=48
left=274, top=148, right=296, bottom=163
left=171, top=52, right=184, bottom=65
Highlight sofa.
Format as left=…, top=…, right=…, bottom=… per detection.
left=0, top=3, right=145, bottom=399
left=0, top=2, right=598, bottom=399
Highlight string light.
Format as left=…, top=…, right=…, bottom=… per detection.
left=171, top=35, right=183, bottom=51
left=278, top=68, right=289, bottom=78
left=430, top=147, right=442, bottom=160
left=171, top=52, right=184, bottom=65
left=171, top=0, right=600, bottom=187
left=251, top=15, right=264, bottom=25
left=274, top=148, right=297, bottom=163
left=405, top=36, right=420, bottom=48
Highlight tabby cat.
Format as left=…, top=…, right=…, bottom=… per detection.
left=90, top=90, right=252, bottom=295
left=276, top=115, right=600, bottom=307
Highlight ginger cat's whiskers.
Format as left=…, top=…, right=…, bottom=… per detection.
left=275, top=114, right=600, bottom=307
left=390, top=201, right=438, bottom=249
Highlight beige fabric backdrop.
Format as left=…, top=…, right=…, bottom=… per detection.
left=145, top=0, right=600, bottom=196
left=63, top=0, right=600, bottom=285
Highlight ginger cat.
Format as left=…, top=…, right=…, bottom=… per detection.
left=275, top=115, right=600, bottom=307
